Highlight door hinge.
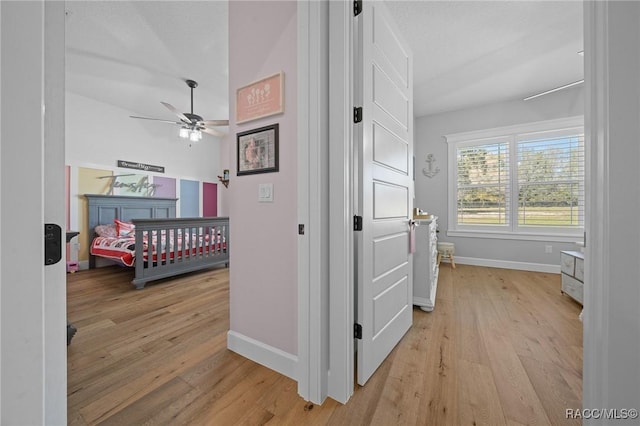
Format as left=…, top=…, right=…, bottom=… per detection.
left=354, top=215, right=363, bottom=231
left=354, top=0, right=362, bottom=17
left=354, top=323, right=363, bottom=339
left=354, top=106, right=363, bottom=124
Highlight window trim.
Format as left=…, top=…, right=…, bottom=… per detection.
left=446, top=116, right=585, bottom=240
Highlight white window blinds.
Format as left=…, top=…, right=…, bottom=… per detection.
left=517, top=133, right=585, bottom=228
left=456, top=142, right=510, bottom=226
left=447, top=117, right=585, bottom=238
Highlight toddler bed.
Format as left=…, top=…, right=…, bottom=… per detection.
left=86, top=194, right=229, bottom=289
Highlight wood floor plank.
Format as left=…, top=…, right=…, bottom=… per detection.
left=414, top=298, right=459, bottom=426
left=68, top=263, right=582, bottom=425
left=457, top=358, right=507, bottom=426
left=519, top=355, right=582, bottom=426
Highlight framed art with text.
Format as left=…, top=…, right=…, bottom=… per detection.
left=236, top=72, right=284, bottom=124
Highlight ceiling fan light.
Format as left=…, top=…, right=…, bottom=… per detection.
left=179, top=127, right=190, bottom=138
left=189, top=130, right=201, bottom=142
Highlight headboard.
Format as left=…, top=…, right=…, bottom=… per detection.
left=85, top=194, right=178, bottom=268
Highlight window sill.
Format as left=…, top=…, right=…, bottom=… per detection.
left=446, top=229, right=583, bottom=243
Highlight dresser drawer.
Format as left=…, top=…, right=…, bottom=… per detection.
left=574, top=256, right=584, bottom=282
left=562, top=274, right=584, bottom=305
left=560, top=252, right=575, bottom=275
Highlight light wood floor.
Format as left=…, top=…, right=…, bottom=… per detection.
left=67, top=263, right=582, bottom=425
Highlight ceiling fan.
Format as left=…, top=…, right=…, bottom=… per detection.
left=130, top=79, right=228, bottom=141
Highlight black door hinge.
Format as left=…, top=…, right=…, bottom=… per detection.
left=354, top=0, right=362, bottom=16
left=354, top=215, right=363, bottom=231
left=354, top=323, right=363, bottom=339
left=354, top=106, right=363, bottom=124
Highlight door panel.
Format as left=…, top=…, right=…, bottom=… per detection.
left=373, top=182, right=408, bottom=218
left=356, top=1, right=414, bottom=385
left=374, top=234, right=409, bottom=277
left=373, top=123, right=409, bottom=173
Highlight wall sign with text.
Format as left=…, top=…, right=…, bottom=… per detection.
left=118, top=160, right=165, bottom=174
left=236, top=72, right=284, bottom=124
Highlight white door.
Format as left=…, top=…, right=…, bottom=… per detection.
left=355, top=1, right=414, bottom=385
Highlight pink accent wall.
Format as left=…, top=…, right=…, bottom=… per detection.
left=202, top=182, right=218, bottom=217
left=228, top=1, right=298, bottom=355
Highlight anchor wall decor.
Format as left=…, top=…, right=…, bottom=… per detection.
left=422, top=153, right=440, bottom=178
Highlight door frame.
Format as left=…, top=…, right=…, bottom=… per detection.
left=0, top=1, right=66, bottom=423
left=583, top=0, right=640, bottom=412
left=296, top=0, right=355, bottom=405
left=327, top=0, right=355, bottom=403
left=303, top=0, right=633, bottom=411
left=297, top=0, right=331, bottom=405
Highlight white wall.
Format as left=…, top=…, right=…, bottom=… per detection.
left=415, top=85, right=584, bottom=270
left=66, top=92, right=221, bottom=181
left=583, top=2, right=640, bottom=422
left=226, top=0, right=298, bottom=374
left=65, top=92, right=224, bottom=224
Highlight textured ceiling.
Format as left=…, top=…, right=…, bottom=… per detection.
left=65, top=1, right=583, bottom=123
left=65, top=1, right=229, bottom=126
left=385, top=0, right=584, bottom=116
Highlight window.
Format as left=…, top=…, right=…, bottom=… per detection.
left=446, top=117, right=584, bottom=240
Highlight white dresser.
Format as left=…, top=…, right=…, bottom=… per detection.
left=561, top=250, right=584, bottom=305
left=413, top=216, right=439, bottom=312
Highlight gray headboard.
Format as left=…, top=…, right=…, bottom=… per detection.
left=85, top=194, right=177, bottom=268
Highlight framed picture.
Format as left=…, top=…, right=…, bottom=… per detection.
left=237, top=124, right=279, bottom=176
left=236, top=72, right=284, bottom=124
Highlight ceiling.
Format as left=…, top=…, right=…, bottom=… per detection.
left=65, top=1, right=229, bottom=128
left=385, top=0, right=584, bottom=116
left=65, top=1, right=583, bottom=124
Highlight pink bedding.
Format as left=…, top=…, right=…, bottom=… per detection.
left=90, top=231, right=222, bottom=267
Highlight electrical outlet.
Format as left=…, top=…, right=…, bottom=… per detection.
left=545, top=245, right=553, bottom=254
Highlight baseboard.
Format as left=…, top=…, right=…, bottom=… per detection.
left=78, top=260, right=89, bottom=270
left=227, top=330, right=298, bottom=381
left=445, top=256, right=561, bottom=274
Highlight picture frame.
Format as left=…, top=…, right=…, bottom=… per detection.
left=237, top=124, right=279, bottom=176
left=236, top=72, right=284, bottom=124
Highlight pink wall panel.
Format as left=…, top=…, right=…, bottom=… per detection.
left=203, top=182, right=218, bottom=217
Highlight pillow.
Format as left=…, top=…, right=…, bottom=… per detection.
left=114, top=219, right=135, bottom=236
left=94, top=224, right=117, bottom=238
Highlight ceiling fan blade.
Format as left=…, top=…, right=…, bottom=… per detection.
left=161, top=101, right=192, bottom=123
left=130, top=115, right=182, bottom=125
left=201, top=127, right=226, bottom=138
left=200, top=119, right=229, bottom=127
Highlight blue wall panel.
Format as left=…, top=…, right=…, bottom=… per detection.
left=180, top=179, right=199, bottom=217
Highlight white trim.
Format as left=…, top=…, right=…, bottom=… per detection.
left=227, top=331, right=298, bottom=381
left=447, top=256, right=561, bottom=274
left=328, top=0, right=354, bottom=404
left=296, top=0, right=311, bottom=403
left=446, top=230, right=584, bottom=243
left=583, top=0, right=609, bottom=415
left=444, top=116, right=584, bottom=144
left=297, top=0, right=330, bottom=405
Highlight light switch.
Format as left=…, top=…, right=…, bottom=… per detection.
left=258, top=183, right=274, bottom=202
